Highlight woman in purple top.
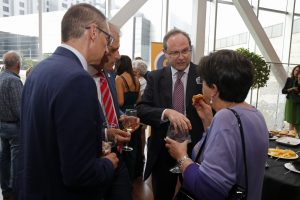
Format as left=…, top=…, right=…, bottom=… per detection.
left=166, top=49, right=269, bottom=200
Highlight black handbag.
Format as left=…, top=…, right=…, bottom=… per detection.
left=226, top=108, right=248, bottom=200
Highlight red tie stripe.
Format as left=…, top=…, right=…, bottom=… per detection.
left=99, top=72, right=118, bottom=125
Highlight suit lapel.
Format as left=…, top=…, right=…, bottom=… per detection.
left=161, top=66, right=173, bottom=108
left=186, top=63, right=199, bottom=108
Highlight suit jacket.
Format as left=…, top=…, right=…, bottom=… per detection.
left=282, top=77, right=297, bottom=98
left=19, top=47, right=114, bottom=200
left=137, top=63, right=204, bottom=179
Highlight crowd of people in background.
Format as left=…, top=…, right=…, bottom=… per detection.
left=0, top=3, right=299, bottom=200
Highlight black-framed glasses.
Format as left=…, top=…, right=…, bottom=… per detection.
left=166, top=48, right=192, bottom=58
left=85, top=26, right=114, bottom=46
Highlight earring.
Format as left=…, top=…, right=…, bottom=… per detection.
left=209, top=96, right=213, bottom=104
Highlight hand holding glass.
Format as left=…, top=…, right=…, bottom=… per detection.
left=102, top=122, right=118, bottom=155
left=167, top=124, right=191, bottom=173
left=122, top=109, right=138, bottom=151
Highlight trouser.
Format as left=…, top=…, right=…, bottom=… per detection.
left=0, top=122, right=19, bottom=199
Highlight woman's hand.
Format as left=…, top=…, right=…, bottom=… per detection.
left=165, top=137, right=189, bottom=161
left=192, top=99, right=213, bottom=130
left=288, top=87, right=298, bottom=93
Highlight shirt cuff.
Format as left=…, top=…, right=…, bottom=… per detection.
left=104, top=128, right=108, bottom=141
left=161, top=109, right=168, bottom=122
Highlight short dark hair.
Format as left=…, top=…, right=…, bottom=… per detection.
left=198, top=49, right=253, bottom=103
left=163, top=28, right=191, bottom=50
left=291, top=65, right=300, bottom=78
left=61, top=3, right=106, bottom=42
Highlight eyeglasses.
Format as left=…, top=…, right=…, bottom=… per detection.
left=85, top=26, right=114, bottom=46
left=166, top=48, right=192, bottom=57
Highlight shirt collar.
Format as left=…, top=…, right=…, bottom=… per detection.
left=4, top=69, right=20, bottom=78
left=171, top=64, right=190, bottom=77
left=60, top=43, right=88, bottom=71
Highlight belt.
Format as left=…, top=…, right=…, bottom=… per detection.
left=0, top=120, right=18, bottom=124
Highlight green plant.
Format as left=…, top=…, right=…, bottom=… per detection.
left=236, top=48, right=270, bottom=89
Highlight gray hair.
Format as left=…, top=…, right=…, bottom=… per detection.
left=132, top=60, right=148, bottom=76
left=108, top=22, right=120, bottom=36
left=3, top=51, right=22, bottom=69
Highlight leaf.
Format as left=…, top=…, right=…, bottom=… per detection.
left=236, top=48, right=270, bottom=89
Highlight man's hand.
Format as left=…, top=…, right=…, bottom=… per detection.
left=164, top=109, right=192, bottom=134
left=107, top=128, right=131, bottom=145
left=104, top=153, right=119, bottom=169
left=119, top=115, right=140, bottom=133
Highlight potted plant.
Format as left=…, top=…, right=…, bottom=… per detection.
left=236, top=48, right=270, bottom=107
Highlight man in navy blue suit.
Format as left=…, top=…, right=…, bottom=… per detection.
left=18, top=4, right=120, bottom=200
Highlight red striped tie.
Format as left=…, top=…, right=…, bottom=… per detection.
left=99, top=72, right=118, bottom=125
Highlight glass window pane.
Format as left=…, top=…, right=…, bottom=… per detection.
left=117, top=0, right=163, bottom=64
left=257, top=10, right=285, bottom=58
left=111, top=0, right=130, bottom=16
left=169, top=0, right=193, bottom=34
left=215, top=3, right=249, bottom=50
left=290, top=16, right=300, bottom=64
left=259, top=0, right=288, bottom=12
left=296, top=0, right=300, bottom=14
left=0, top=0, right=39, bottom=82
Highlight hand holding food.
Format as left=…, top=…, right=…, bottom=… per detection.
left=192, top=94, right=205, bottom=105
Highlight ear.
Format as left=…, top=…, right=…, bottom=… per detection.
left=87, top=26, right=97, bottom=41
left=210, top=84, right=219, bottom=97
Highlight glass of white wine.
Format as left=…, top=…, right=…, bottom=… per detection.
left=122, top=109, right=138, bottom=152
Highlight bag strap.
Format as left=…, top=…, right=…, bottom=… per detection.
left=194, top=134, right=207, bottom=163
left=227, top=108, right=248, bottom=195
left=120, top=75, right=130, bottom=90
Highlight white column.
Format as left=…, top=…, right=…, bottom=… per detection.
left=191, top=0, right=207, bottom=64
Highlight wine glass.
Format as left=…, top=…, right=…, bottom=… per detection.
left=102, top=122, right=118, bottom=155
left=167, top=124, right=191, bottom=173
left=122, top=109, right=138, bottom=152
